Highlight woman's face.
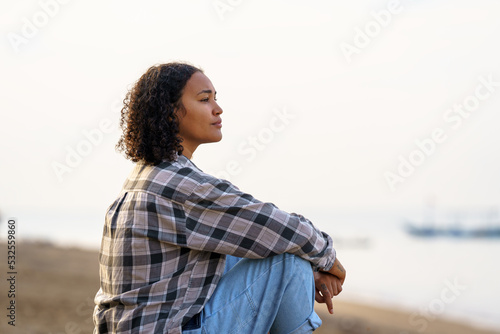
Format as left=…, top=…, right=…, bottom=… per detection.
left=177, top=71, right=223, bottom=157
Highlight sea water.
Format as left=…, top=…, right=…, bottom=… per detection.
left=310, top=210, right=500, bottom=332
left=6, top=209, right=500, bottom=332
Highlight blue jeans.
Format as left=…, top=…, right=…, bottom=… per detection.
left=183, top=253, right=321, bottom=334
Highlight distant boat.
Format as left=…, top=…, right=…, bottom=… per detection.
left=404, top=221, right=500, bottom=238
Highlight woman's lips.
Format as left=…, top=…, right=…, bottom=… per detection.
left=212, top=120, right=222, bottom=128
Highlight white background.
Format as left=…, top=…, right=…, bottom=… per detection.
left=2, top=0, right=500, bottom=218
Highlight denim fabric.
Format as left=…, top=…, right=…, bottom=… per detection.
left=183, top=254, right=321, bottom=334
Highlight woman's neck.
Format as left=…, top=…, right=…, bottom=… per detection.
left=181, top=145, right=197, bottom=160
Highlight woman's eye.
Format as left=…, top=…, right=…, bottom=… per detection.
left=200, top=97, right=216, bottom=102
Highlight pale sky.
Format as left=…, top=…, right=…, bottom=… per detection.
left=2, top=0, right=500, bottom=232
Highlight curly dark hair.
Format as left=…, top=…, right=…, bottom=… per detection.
left=116, top=62, right=202, bottom=165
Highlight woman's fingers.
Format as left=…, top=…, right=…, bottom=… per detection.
left=314, top=271, right=342, bottom=315
left=335, top=279, right=343, bottom=296
left=315, top=289, right=325, bottom=303
left=320, top=283, right=334, bottom=314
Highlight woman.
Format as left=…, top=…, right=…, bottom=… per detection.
left=93, top=62, right=346, bottom=334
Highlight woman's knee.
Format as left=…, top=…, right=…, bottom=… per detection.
left=276, top=253, right=314, bottom=280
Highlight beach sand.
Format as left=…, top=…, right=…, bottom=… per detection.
left=1, top=241, right=497, bottom=334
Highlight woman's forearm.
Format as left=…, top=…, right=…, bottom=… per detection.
left=323, top=257, right=346, bottom=284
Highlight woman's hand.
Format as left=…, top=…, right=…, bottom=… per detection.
left=313, top=271, right=343, bottom=315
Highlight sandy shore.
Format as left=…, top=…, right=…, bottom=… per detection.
left=0, top=241, right=497, bottom=334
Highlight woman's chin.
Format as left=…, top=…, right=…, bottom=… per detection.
left=212, top=133, right=223, bottom=143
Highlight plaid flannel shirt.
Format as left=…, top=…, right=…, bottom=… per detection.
left=93, top=155, right=335, bottom=334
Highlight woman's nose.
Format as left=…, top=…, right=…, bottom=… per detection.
left=214, top=102, right=223, bottom=115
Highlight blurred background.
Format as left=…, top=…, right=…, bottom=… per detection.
left=1, top=0, right=500, bottom=333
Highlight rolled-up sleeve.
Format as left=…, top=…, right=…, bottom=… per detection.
left=182, top=177, right=336, bottom=271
